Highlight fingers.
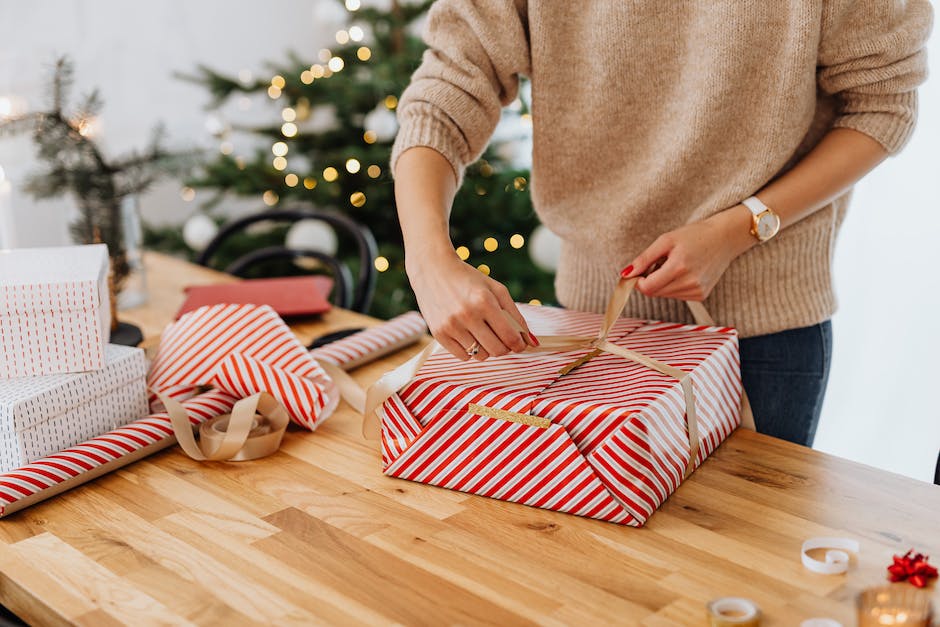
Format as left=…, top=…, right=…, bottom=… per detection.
left=622, top=234, right=674, bottom=279
left=636, top=256, right=684, bottom=297
left=489, top=281, right=537, bottom=347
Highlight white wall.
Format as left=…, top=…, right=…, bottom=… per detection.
left=1, top=3, right=937, bottom=482
left=814, top=35, right=940, bottom=483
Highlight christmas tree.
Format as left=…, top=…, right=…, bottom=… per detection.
left=158, top=0, right=554, bottom=319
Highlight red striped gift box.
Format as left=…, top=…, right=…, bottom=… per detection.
left=377, top=303, right=743, bottom=526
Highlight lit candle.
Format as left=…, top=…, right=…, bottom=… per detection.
left=0, top=166, right=15, bottom=249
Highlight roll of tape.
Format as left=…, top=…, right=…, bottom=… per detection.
left=707, top=597, right=761, bottom=627
left=801, top=537, right=860, bottom=575
left=199, top=411, right=284, bottom=461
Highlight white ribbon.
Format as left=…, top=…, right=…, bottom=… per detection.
left=801, top=537, right=860, bottom=575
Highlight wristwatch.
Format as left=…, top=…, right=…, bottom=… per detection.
left=742, top=196, right=781, bottom=243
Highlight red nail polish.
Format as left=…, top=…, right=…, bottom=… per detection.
left=620, top=265, right=634, bottom=279
left=529, top=332, right=540, bottom=346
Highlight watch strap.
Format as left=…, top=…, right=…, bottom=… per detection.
left=742, top=196, right=769, bottom=216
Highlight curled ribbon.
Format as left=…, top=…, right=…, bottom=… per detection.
left=159, top=391, right=289, bottom=462
left=364, top=277, right=756, bottom=478
left=801, top=537, right=860, bottom=575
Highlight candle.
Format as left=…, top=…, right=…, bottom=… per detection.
left=0, top=166, right=16, bottom=249
left=857, top=586, right=933, bottom=627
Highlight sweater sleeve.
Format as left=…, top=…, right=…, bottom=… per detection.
left=390, top=0, right=530, bottom=185
left=817, top=0, right=932, bottom=154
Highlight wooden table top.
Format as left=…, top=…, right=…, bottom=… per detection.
left=0, top=252, right=937, bottom=626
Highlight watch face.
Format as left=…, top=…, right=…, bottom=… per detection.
left=756, top=212, right=780, bottom=241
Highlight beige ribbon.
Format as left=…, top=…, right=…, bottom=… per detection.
left=158, top=391, right=290, bottom=462
left=363, top=277, right=756, bottom=478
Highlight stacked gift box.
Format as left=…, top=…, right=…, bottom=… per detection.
left=0, top=244, right=150, bottom=473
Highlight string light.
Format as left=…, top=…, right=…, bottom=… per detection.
left=303, top=177, right=317, bottom=189
left=76, top=117, right=96, bottom=137
left=345, top=158, right=361, bottom=173
left=180, top=187, right=196, bottom=202
left=521, top=113, right=532, bottom=125
left=483, top=237, right=498, bottom=252
left=374, top=256, right=390, bottom=272
left=528, top=299, right=542, bottom=306
left=235, top=156, right=246, bottom=169
left=510, top=233, right=525, bottom=248
left=479, top=161, right=494, bottom=177
left=267, top=85, right=282, bottom=99
left=475, top=185, right=487, bottom=196
left=363, top=130, right=377, bottom=144
left=282, top=107, right=296, bottom=122
left=349, top=191, right=366, bottom=207
left=220, top=141, right=234, bottom=155
left=455, top=246, right=470, bottom=261
left=323, top=167, right=338, bottom=182
left=336, top=30, right=350, bottom=45
left=272, top=156, right=287, bottom=170
left=349, top=26, right=364, bottom=41
left=513, top=176, right=527, bottom=191
left=318, top=49, right=332, bottom=63
left=345, top=0, right=360, bottom=10
left=281, top=122, right=298, bottom=137
left=357, top=46, right=372, bottom=61
left=311, top=64, right=325, bottom=79
left=384, top=95, right=398, bottom=110
left=328, top=57, right=345, bottom=72
left=272, top=141, right=288, bottom=157
left=262, top=190, right=279, bottom=206
left=271, top=75, right=286, bottom=89
left=477, top=264, right=491, bottom=276
left=285, top=173, right=299, bottom=187
left=300, top=70, right=314, bottom=84
left=367, top=165, right=381, bottom=178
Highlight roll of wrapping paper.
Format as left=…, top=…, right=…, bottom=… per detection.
left=707, top=597, right=761, bottom=626
left=160, top=391, right=289, bottom=462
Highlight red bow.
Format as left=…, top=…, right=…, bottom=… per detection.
left=887, top=550, right=939, bottom=588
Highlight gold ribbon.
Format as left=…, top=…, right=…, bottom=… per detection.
left=158, top=391, right=289, bottom=462
left=363, top=277, right=756, bottom=478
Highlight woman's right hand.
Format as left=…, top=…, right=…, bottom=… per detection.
left=407, top=252, right=538, bottom=361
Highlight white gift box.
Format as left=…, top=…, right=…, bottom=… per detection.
left=0, top=344, right=148, bottom=473
left=0, top=244, right=111, bottom=378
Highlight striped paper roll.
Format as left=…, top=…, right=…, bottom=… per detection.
left=310, top=311, right=427, bottom=370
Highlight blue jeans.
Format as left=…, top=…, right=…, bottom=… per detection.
left=739, top=321, right=833, bottom=447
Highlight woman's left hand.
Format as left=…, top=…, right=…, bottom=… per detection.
left=621, top=204, right=756, bottom=301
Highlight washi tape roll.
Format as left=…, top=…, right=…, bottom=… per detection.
left=801, top=537, right=860, bottom=575
left=706, top=597, right=761, bottom=626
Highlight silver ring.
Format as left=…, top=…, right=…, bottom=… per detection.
left=465, top=341, right=480, bottom=356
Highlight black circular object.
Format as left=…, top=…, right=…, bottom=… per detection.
left=110, top=321, right=144, bottom=347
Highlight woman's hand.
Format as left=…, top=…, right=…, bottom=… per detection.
left=407, top=251, right=538, bottom=361
left=621, top=205, right=756, bottom=301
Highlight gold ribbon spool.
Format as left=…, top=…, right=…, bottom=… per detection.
left=707, top=597, right=762, bottom=627
left=363, top=277, right=757, bottom=478
left=158, top=391, right=290, bottom=462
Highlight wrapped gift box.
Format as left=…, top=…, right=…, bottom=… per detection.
left=0, top=344, right=148, bottom=472
left=0, top=244, right=110, bottom=378
left=376, top=303, right=743, bottom=526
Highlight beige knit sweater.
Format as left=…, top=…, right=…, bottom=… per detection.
left=391, top=0, right=932, bottom=337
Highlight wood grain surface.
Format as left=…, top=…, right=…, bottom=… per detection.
left=0, top=252, right=936, bottom=626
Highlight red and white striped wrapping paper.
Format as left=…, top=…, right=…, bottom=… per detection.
left=309, top=311, right=427, bottom=369
left=0, top=307, right=427, bottom=517
left=379, top=304, right=742, bottom=526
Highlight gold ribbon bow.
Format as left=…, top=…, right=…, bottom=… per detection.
left=158, top=391, right=290, bottom=462
left=364, top=277, right=755, bottom=478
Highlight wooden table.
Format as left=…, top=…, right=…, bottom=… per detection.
left=0, top=252, right=937, bottom=626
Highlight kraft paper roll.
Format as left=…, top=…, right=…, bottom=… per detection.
left=801, top=537, right=860, bottom=575
left=160, top=391, right=289, bottom=462
left=707, top=597, right=761, bottom=626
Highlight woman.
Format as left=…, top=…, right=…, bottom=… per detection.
left=390, top=1, right=932, bottom=446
